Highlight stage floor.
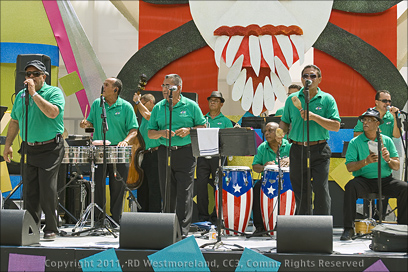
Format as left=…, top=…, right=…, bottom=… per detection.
left=1, top=223, right=407, bottom=272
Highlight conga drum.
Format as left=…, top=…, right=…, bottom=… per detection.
left=215, top=166, right=253, bottom=235
left=260, top=165, right=296, bottom=234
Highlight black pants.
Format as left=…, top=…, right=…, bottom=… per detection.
left=137, top=150, right=161, bottom=212
left=158, top=145, right=196, bottom=236
left=252, top=180, right=264, bottom=229
left=94, top=163, right=127, bottom=224
left=343, top=175, right=408, bottom=228
left=24, top=140, right=64, bottom=233
left=289, top=143, right=331, bottom=215
left=196, top=156, right=225, bottom=222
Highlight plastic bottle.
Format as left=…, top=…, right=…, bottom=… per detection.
left=209, top=225, right=217, bottom=242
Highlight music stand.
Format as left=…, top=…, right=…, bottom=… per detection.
left=191, top=128, right=257, bottom=247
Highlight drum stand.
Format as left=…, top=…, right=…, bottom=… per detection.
left=247, top=149, right=284, bottom=238
left=72, top=146, right=118, bottom=237
left=200, top=158, right=244, bottom=250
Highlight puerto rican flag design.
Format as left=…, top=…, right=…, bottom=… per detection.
left=216, top=169, right=253, bottom=235
left=260, top=171, right=296, bottom=234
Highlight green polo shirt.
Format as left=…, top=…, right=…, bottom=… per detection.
left=345, top=133, right=398, bottom=179
left=11, top=83, right=65, bottom=142
left=354, top=109, right=395, bottom=138
left=87, top=97, right=138, bottom=145
left=140, top=117, right=160, bottom=149
left=148, top=94, right=206, bottom=147
left=281, top=88, right=341, bottom=142
left=204, top=112, right=233, bottom=129
left=252, top=138, right=291, bottom=166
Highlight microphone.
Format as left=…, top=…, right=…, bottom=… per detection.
left=387, top=106, right=408, bottom=115
left=169, top=86, right=178, bottom=92
left=100, top=85, right=104, bottom=107
left=305, top=79, right=312, bottom=87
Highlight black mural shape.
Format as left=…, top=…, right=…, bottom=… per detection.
left=119, top=0, right=407, bottom=109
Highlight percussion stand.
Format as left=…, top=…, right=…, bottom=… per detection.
left=71, top=145, right=118, bottom=237
left=246, top=147, right=284, bottom=238
left=197, top=128, right=256, bottom=249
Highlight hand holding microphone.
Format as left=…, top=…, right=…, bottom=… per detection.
left=387, top=105, right=407, bottom=115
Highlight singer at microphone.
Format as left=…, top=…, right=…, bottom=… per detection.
left=279, top=64, right=341, bottom=215
left=353, top=90, right=401, bottom=139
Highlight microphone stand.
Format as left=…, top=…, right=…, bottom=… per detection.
left=304, top=85, right=312, bottom=215
left=397, top=112, right=407, bottom=181
left=164, top=92, right=173, bottom=213
left=376, top=128, right=383, bottom=224
left=4, top=87, right=30, bottom=207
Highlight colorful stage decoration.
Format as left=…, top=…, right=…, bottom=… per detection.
left=118, top=0, right=406, bottom=116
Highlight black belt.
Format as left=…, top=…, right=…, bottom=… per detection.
left=27, top=135, right=61, bottom=146
left=143, top=147, right=158, bottom=154
left=170, top=144, right=191, bottom=151
left=291, top=140, right=326, bottom=146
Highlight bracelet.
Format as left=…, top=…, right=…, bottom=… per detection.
left=386, top=159, right=391, bottom=163
left=32, top=92, right=38, bottom=98
left=364, top=159, right=367, bottom=165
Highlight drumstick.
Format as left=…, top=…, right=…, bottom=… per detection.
left=83, top=104, right=88, bottom=121
left=291, top=96, right=302, bottom=110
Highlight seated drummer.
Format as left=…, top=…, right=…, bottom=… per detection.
left=341, top=108, right=407, bottom=240
left=252, top=122, right=291, bottom=236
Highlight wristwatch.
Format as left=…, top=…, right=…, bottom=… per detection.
left=135, top=100, right=140, bottom=105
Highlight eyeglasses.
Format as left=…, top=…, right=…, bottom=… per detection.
left=25, top=71, right=44, bottom=77
left=378, top=99, right=392, bottom=103
left=209, top=99, right=220, bottom=103
left=302, top=74, right=318, bottom=79
left=361, top=118, right=377, bottom=123
left=161, top=84, right=177, bottom=89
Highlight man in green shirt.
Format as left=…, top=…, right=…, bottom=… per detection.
left=3, top=60, right=65, bottom=239
left=196, top=91, right=233, bottom=223
left=353, top=90, right=402, bottom=219
left=252, top=122, right=291, bottom=235
left=274, top=84, right=301, bottom=118
left=148, top=74, right=206, bottom=237
left=133, top=93, right=161, bottom=212
left=341, top=108, right=407, bottom=240
left=80, top=77, right=138, bottom=224
left=280, top=65, right=341, bottom=215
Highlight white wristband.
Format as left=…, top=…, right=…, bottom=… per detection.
left=32, top=92, right=38, bottom=98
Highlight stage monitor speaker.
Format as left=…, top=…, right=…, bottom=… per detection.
left=119, top=212, right=181, bottom=250
left=15, top=54, right=52, bottom=94
left=277, top=215, right=333, bottom=254
left=0, top=210, right=40, bottom=246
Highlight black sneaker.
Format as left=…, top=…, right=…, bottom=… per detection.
left=340, top=228, right=354, bottom=241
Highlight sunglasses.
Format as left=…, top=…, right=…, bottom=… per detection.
left=378, top=99, right=392, bottom=103
left=302, top=74, right=318, bottom=79
left=25, top=71, right=44, bottom=77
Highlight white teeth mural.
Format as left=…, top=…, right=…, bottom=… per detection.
left=227, top=55, right=244, bottom=85
left=231, top=68, right=246, bottom=101
left=190, top=0, right=334, bottom=115
left=263, top=76, right=275, bottom=111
